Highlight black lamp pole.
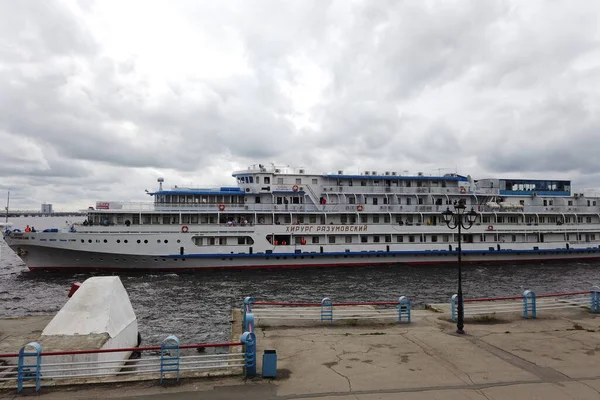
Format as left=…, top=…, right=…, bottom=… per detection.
left=441, top=199, right=478, bottom=334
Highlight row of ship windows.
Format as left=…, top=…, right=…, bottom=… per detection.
left=91, top=214, right=600, bottom=226
left=79, top=239, right=182, bottom=244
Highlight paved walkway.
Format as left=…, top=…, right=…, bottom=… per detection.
left=2, top=307, right=600, bottom=399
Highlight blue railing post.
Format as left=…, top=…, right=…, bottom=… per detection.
left=591, top=286, right=600, bottom=313
left=321, top=297, right=333, bottom=323
left=398, top=296, right=411, bottom=323
left=17, top=342, right=42, bottom=393
left=523, top=290, right=536, bottom=319
left=243, top=296, right=255, bottom=323
left=450, top=294, right=458, bottom=322
left=244, top=312, right=255, bottom=333
left=241, top=331, right=256, bottom=378
left=160, top=335, right=180, bottom=384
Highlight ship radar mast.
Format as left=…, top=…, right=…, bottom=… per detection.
left=157, top=177, right=164, bottom=191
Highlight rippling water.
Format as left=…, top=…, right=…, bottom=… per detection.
left=2, top=217, right=600, bottom=346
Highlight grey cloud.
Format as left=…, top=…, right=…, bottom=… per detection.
left=1, top=0, right=600, bottom=209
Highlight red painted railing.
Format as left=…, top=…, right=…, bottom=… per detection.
left=254, top=301, right=401, bottom=307
left=0, top=341, right=242, bottom=359
left=464, top=290, right=591, bottom=303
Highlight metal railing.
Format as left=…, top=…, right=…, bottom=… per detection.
left=320, top=186, right=468, bottom=195
left=0, top=336, right=255, bottom=393
left=243, top=296, right=411, bottom=326
left=83, top=200, right=600, bottom=216
left=450, top=287, right=600, bottom=321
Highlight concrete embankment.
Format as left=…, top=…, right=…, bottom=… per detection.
left=3, top=305, right=600, bottom=399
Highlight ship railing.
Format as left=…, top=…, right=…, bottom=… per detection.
left=320, top=186, right=468, bottom=195
left=242, top=296, right=411, bottom=327
left=450, top=287, right=600, bottom=321
left=0, top=336, right=257, bottom=393
left=85, top=202, right=598, bottom=215
left=477, top=205, right=599, bottom=214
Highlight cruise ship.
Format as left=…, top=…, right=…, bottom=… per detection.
left=3, top=164, right=600, bottom=271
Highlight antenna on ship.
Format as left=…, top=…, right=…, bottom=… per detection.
left=4, top=190, right=9, bottom=223
left=157, top=177, right=164, bottom=191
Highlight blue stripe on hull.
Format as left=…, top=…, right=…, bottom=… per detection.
left=162, top=247, right=600, bottom=259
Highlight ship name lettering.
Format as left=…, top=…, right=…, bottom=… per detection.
left=286, top=225, right=368, bottom=233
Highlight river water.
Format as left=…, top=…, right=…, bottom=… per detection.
left=2, top=216, right=600, bottom=346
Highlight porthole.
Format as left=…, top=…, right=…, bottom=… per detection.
left=177, top=239, right=181, bottom=243
left=88, top=239, right=92, bottom=243
left=137, top=240, right=141, bottom=244
left=174, top=258, right=178, bottom=261
left=103, top=239, right=107, bottom=243
left=157, top=240, right=161, bottom=243
left=161, top=258, right=166, bottom=262
left=144, top=240, right=148, bottom=244
left=124, top=240, right=128, bottom=244
left=154, top=258, right=158, bottom=262
left=182, top=258, right=186, bottom=261
left=117, top=240, right=121, bottom=243
left=81, top=239, right=85, bottom=243
left=164, top=240, right=168, bottom=244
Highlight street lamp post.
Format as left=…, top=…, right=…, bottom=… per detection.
left=441, top=199, right=478, bottom=334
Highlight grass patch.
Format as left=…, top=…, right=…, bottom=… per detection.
left=572, top=323, right=584, bottom=331
left=425, top=304, right=444, bottom=313
left=471, top=314, right=500, bottom=324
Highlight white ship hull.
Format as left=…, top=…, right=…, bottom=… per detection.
left=5, top=226, right=600, bottom=271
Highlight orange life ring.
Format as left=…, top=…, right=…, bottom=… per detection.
left=181, top=225, right=189, bottom=233
left=487, top=225, right=494, bottom=231
left=460, top=187, right=467, bottom=194
left=218, top=204, right=225, bottom=211
left=292, top=184, right=299, bottom=192
left=357, top=205, right=364, bottom=212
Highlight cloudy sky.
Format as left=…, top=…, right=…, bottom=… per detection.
left=2, top=0, right=600, bottom=210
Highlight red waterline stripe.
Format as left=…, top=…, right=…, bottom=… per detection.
left=27, top=261, right=404, bottom=272
left=0, top=342, right=242, bottom=358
